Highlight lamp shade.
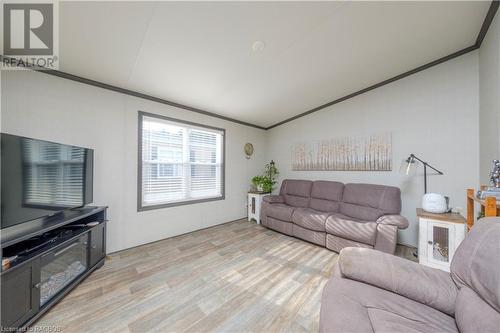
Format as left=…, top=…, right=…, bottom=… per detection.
left=400, top=155, right=418, bottom=176
left=399, top=153, right=443, bottom=194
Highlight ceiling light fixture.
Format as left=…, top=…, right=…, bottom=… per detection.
left=252, top=40, right=266, bottom=52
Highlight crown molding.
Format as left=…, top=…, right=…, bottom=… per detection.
left=266, top=0, right=498, bottom=130
left=37, top=69, right=267, bottom=130
left=2, top=1, right=497, bottom=131
left=265, top=45, right=478, bottom=129
left=475, top=0, right=499, bottom=47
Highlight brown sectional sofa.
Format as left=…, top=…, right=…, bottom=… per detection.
left=260, top=179, right=408, bottom=254
left=320, top=217, right=500, bottom=333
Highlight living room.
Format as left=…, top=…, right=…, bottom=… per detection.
left=1, top=1, right=499, bottom=332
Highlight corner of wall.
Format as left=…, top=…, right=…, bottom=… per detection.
left=478, top=9, right=500, bottom=185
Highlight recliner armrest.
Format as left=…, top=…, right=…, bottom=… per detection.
left=376, top=214, right=409, bottom=229
left=338, top=247, right=458, bottom=316
left=263, top=195, right=285, bottom=204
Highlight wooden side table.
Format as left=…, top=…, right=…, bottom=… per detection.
left=248, top=191, right=270, bottom=224
left=466, top=188, right=500, bottom=230
left=417, top=208, right=466, bottom=272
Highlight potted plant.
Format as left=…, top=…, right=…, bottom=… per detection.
left=251, top=161, right=279, bottom=193
left=251, top=175, right=265, bottom=192
left=265, top=160, right=279, bottom=191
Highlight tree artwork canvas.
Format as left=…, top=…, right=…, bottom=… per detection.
left=292, top=132, right=392, bottom=171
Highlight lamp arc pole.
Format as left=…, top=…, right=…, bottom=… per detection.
left=408, top=153, right=444, bottom=194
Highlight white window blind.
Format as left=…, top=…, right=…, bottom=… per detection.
left=140, top=114, right=224, bottom=209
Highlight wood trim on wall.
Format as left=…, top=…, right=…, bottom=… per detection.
left=39, top=70, right=267, bottom=131
left=266, top=1, right=499, bottom=129
left=476, top=0, right=500, bottom=47
left=1, top=1, right=497, bottom=131
left=0, top=55, right=266, bottom=130
left=266, top=45, right=478, bottom=129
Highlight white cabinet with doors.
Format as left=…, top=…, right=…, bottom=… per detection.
left=417, top=208, right=466, bottom=272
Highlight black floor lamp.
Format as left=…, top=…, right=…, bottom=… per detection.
left=401, top=154, right=444, bottom=193
left=401, top=154, right=445, bottom=259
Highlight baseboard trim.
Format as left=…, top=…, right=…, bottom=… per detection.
left=397, top=242, right=417, bottom=249
left=108, top=217, right=247, bottom=255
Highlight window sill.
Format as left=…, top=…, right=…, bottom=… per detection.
left=137, top=195, right=225, bottom=212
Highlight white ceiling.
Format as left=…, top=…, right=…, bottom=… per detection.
left=59, top=1, right=491, bottom=128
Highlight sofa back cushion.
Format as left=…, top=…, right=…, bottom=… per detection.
left=339, top=183, right=401, bottom=221
left=451, top=217, right=500, bottom=314
left=279, top=179, right=312, bottom=207
left=309, top=181, right=344, bottom=212
left=455, top=287, right=500, bottom=333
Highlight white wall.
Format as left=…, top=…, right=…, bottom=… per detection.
left=1, top=49, right=484, bottom=250
left=1, top=70, right=267, bottom=253
left=479, top=11, right=500, bottom=184
left=266, top=52, right=480, bottom=246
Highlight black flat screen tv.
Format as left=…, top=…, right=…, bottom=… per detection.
left=1, top=133, right=93, bottom=229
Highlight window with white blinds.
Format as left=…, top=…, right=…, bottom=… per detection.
left=139, top=112, right=225, bottom=210
left=23, top=139, right=86, bottom=207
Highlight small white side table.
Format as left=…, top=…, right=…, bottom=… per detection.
left=417, top=208, right=466, bottom=272
left=248, top=191, right=270, bottom=224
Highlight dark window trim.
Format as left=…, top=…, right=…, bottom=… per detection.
left=137, top=111, right=226, bottom=212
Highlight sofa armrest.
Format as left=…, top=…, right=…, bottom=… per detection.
left=376, top=214, right=409, bottom=229
left=338, top=247, right=457, bottom=316
left=263, top=195, right=285, bottom=204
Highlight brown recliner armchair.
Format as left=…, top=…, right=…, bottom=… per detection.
left=320, top=217, right=500, bottom=333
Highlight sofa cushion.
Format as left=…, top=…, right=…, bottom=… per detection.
left=340, top=203, right=383, bottom=221
left=309, top=181, right=344, bottom=212
left=339, top=247, right=458, bottom=316
left=311, top=181, right=344, bottom=201
left=292, top=224, right=325, bottom=247
left=374, top=224, right=398, bottom=254
left=292, top=208, right=328, bottom=232
left=320, top=277, right=458, bottom=333
left=266, top=204, right=295, bottom=222
left=455, top=287, right=500, bottom=333
left=451, top=217, right=500, bottom=313
left=280, top=179, right=312, bottom=208
left=265, top=217, right=293, bottom=236
left=309, top=198, right=339, bottom=213
left=325, top=214, right=377, bottom=245
left=340, top=183, right=401, bottom=221
left=376, top=214, right=409, bottom=229
left=326, top=234, right=372, bottom=253
left=262, top=195, right=285, bottom=204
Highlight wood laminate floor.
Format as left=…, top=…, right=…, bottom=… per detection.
left=34, top=219, right=416, bottom=333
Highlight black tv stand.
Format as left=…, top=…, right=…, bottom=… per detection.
left=0, top=206, right=108, bottom=330
left=16, top=237, right=57, bottom=256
